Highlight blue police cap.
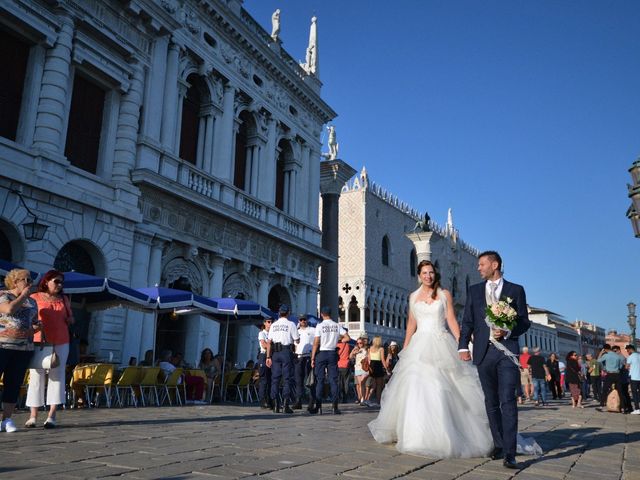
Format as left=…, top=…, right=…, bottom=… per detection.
left=278, top=304, right=290, bottom=315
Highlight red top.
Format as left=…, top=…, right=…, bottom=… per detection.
left=337, top=342, right=351, bottom=368
left=31, top=293, right=71, bottom=345
left=519, top=352, right=531, bottom=369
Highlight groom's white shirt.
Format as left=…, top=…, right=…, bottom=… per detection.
left=458, top=276, right=506, bottom=353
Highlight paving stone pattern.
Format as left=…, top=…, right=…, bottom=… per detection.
left=0, top=400, right=638, bottom=479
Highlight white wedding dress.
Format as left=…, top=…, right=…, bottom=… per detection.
left=368, top=289, right=494, bottom=458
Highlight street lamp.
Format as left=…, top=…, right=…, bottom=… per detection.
left=10, top=189, right=48, bottom=241
left=628, top=301, right=637, bottom=345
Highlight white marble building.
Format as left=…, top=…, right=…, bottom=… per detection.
left=335, top=168, right=482, bottom=343
left=0, top=0, right=335, bottom=367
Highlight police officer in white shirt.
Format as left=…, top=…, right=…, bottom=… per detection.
left=292, top=314, right=315, bottom=411
left=266, top=305, right=299, bottom=413
left=257, top=317, right=273, bottom=409
left=310, top=306, right=350, bottom=415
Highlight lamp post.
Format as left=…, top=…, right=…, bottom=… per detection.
left=628, top=301, right=637, bottom=345
left=10, top=189, right=48, bottom=241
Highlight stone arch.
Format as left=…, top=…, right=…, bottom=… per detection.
left=223, top=271, right=256, bottom=300
left=268, top=284, right=291, bottom=312
left=0, top=218, right=24, bottom=262
left=348, top=295, right=360, bottom=323
left=162, top=256, right=205, bottom=295
left=54, top=239, right=106, bottom=276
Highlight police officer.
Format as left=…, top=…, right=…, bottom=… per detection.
left=266, top=305, right=299, bottom=413
left=310, top=306, right=350, bottom=414
left=292, top=314, right=315, bottom=410
left=257, top=317, right=273, bottom=409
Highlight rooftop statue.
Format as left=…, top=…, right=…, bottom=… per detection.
left=271, top=9, right=280, bottom=41
left=327, top=125, right=339, bottom=160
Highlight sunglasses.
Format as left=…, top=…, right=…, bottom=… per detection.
left=52, top=279, right=64, bottom=285
left=19, top=277, right=33, bottom=284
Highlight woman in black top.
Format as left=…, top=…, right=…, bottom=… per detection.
left=565, top=351, right=583, bottom=408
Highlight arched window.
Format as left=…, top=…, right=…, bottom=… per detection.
left=54, top=242, right=97, bottom=275
left=179, top=74, right=205, bottom=165
left=410, top=249, right=417, bottom=277
left=234, top=110, right=258, bottom=193
left=275, top=139, right=295, bottom=212
left=382, top=236, right=390, bottom=266
left=0, top=229, right=12, bottom=261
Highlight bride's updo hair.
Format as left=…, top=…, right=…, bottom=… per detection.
left=417, top=260, right=441, bottom=300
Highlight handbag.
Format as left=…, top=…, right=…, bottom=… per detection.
left=28, top=323, right=60, bottom=370
left=304, top=369, right=316, bottom=388
left=361, top=356, right=370, bottom=374
left=29, top=344, right=60, bottom=370
left=606, top=385, right=621, bottom=413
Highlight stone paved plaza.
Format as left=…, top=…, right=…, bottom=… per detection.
left=1, top=399, right=638, bottom=480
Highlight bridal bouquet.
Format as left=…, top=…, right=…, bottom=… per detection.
left=485, top=297, right=518, bottom=331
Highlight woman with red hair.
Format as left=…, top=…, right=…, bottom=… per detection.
left=25, top=270, right=74, bottom=428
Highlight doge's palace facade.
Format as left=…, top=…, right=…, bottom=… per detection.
left=336, top=168, right=481, bottom=344
left=0, top=0, right=335, bottom=366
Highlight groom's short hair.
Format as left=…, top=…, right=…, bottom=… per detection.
left=479, top=250, right=502, bottom=271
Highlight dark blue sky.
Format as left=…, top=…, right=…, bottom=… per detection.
left=245, top=0, right=640, bottom=333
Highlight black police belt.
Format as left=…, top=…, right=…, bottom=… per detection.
left=272, top=342, right=292, bottom=353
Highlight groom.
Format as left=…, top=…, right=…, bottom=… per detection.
left=458, top=251, right=530, bottom=469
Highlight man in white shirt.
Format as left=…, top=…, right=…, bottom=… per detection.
left=292, top=315, right=315, bottom=410
left=266, top=305, right=299, bottom=413
left=310, top=306, right=350, bottom=414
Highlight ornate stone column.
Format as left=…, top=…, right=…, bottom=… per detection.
left=139, top=236, right=167, bottom=359
left=212, top=82, right=236, bottom=182
left=405, top=230, right=434, bottom=262
left=319, top=159, right=356, bottom=318
left=207, top=255, right=227, bottom=298
left=160, top=41, right=181, bottom=152
left=122, top=231, right=152, bottom=363
left=308, top=148, right=321, bottom=226
left=32, top=14, right=74, bottom=154
left=113, top=61, right=144, bottom=185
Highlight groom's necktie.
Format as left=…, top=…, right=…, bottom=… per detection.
left=489, top=282, right=498, bottom=304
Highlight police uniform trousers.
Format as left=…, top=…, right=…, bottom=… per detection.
left=315, top=350, right=339, bottom=403
left=293, top=355, right=315, bottom=403
left=270, top=348, right=294, bottom=403
left=257, top=352, right=271, bottom=403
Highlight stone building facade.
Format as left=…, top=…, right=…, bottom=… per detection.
left=335, top=168, right=481, bottom=344
left=0, top=0, right=335, bottom=366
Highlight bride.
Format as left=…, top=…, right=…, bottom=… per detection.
left=368, top=260, right=494, bottom=458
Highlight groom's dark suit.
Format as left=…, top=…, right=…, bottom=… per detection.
left=459, top=279, right=530, bottom=460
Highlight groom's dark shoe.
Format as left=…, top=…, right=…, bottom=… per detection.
left=503, top=456, right=520, bottom=469
left=489, top=447, right=504, bottom=460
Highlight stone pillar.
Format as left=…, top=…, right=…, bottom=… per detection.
left=257, top=116, right=277, bottom=203
left=212, top=83, right=236, bottom=182
left=160, top=41, right=180, bottom=151
left=122, top=232, right=152, bottom=363
left=405, top=231, right=435, bottom=262
left=16, top=44, right=46, bottom=146
left=207, top=255, right=227, bottom=298
left=113, top=61, right=144, bottom=183
left=32, top=14, right=74, bottom=154
left=139, top=236, right=167, bottom=359
left=141, top=36, right=168, bottom=142
left=257, top=270, right=271, bottom=307
left=295, top=282, right=307, bottom=314
left=202, top=113, right=215, bottom=173
left=297, top=145, right=310, bottom=220
left=319, top=159, right=356, bottom=318
left=308, top=148, right=321, bottom=225
left=306, top=284, right=318, bottom=317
